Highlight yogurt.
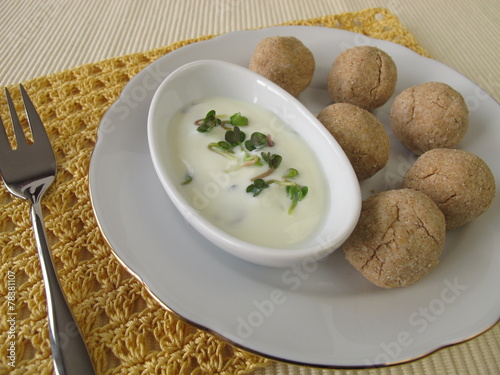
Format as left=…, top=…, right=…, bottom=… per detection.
left=166, top=96, right=328, bottom=249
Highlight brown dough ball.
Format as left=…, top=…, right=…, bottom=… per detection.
left=249, top=36, right=315, bottom=97
left=327, top=46, right=397, bottom=110
left=390, top=82, right=469, bottom=155
left=344, top=189, right=446, bottom=288
left=402, top=148, right=496, bottom=229
left=317, top=103, right=390, bottom=181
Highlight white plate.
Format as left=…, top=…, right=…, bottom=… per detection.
left=89, top=26, right=500, bottom=368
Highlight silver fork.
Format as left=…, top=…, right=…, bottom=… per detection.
left=0, top=85, right=96, bottom=375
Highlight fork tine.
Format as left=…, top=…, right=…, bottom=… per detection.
left=19, top=84, right=51, bottom=146
left=5, top=87, right=28, bottom=149
left=0, top=113, right=12, bottom=152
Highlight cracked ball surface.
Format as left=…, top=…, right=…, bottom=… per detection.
left=403, top=148, right=496, bottom=229
left=344, top=189, right=446, bottom=288
left=390, top=82, right=469, bottom=155
left=249, top=36, right=315, bottom=97
left=317, top=103, right=390, bottom=181
left=327, top=46, right=397, bottom=110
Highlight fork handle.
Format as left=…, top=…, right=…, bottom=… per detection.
left=31, top=201, right=96, bottom=375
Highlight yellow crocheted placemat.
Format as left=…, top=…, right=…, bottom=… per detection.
left=0, top=7, right=497, bottom=375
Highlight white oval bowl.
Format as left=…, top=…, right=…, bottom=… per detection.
left=147, top=59, right=361, bottom=267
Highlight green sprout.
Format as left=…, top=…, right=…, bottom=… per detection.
left=196, top=110, right=249, bottom=132
left=262, top=152, right=282, bottom=169
left=182, top=173, right=193, bottom=185
left=207, top=141, right=237, bottom=160
left=203, top=125, right=265, bottom=172
left=225, top=126, right=246, bottom=146
left=246, top=178, right=269, bottom=197
left=284, top=168, right=299, bottom=179
left=229, top=112, right=249, bottom=126
left=286, top=185, right=309, bottom=215
left=196, top=110, right=221, bottom=133
left=250, top=152, right=282, bottom=180
left=245, top=132, right=268, bottom=151
left=266, top=168, right=300, bottom=186
left=246, top=168, right=308, bottom=215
